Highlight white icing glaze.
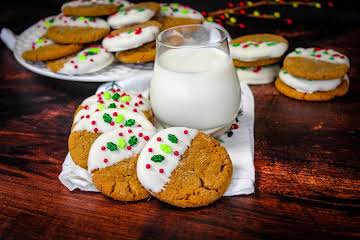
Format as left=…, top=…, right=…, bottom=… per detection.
left=31, top=37, right=54, bottom=50
left=279, top=69, right=343, bottom=93
left=74, top=90, right=151, bottom=124
left=287, top=47, right=350, bottom=66
left=159, top=3, right=203, bottom=20
left=62, top=0, right=130, bottom=9
left=236, top=65, right=280, bottom=85
left=88, top=127, right=156, bottom=172
left=230, top=41, right=288, bottom=62
left=137, top=127, right=198, bottom=193
left=72, top=109, right=155, bottom=133
left=108, top=7, right=155, bottom=29
left=58, top=46, right=114, bottom=75
left=53, top=15, right=109, bottom=29
left=102, top=26, right=159, bottom=52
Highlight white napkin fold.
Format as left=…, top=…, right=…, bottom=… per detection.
left=59, top=81, right=255, bottom=196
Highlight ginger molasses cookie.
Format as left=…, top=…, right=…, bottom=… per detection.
left=47, top=46, right=114, bottom=75
left=230, top=34, right=288, bottom=67
left=102, top=21, right=161, bottom=52
left=73, top=89, right=152, bottom=125
left=137, top=127, right=232, bottom=208
left=236, top=64, right=280, bottom=85
left=62, top=0, right=131, bottom=17
left=45, top=15, right=110, bottom=44
left=157, top=3, right=204, bottom=30
left=69, top=109, right=155, bottom=169
left=283, top=47, right=350, bottom=80
left=89, top=127, right=156, bottom=201
left=108, top=2, right=160, bottom=29
left=22, top=37, right=82, bottom=61
left=115, top=41, right=156, bottom=64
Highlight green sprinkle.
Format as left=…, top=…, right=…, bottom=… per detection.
left=106, top=142, right=118, bottom=151
left=109, top=0, right=114, bottom=3
left=128, top=136, right=138, bottom=146
left=124, top=119, right=135, bottom=127
left=161, top=6, right=169, bottom=12
left=323, top=51, right=329, bottom=55
left=329, top=56, right=334, bottom=61
left=97, top=103, right=104, bottom=111
left=310, top=53, right=316, bottom=57
left=238, top=66, right=248, bottom=70
left=88, top=48, right=100, bottom=54
left=103, top=91, right=112, bottom=100
left=266, top=42, right=277, bottom=46
left=151, top=155, right=165, bottom=162
left=173, top=8, right=179, bottom=12
left=295, top=50, right=301, bottom=54
left=35, top=38, right=44, bottom=44
left=168, top=134, right=178, bottom=143
left=137, top=8, right=145, bottom=12
left=108, top=103, right=116, bottom=108
left=112, top=93, right=120, bottom=100
left=160, top=144, right=172, bottom=154
left=88, top=17, right=95, bottom=21
left=120, top=95, right=131, bottom=103
left=78, top=54, right=86, bottom=61
left=171, top=3, right=179, bottom=7
left=114, top=114, right=124, bottom=123
left=103, top=113, right=112, bottom=123
left=283, top=70, right=288, bottom=74
left=232, top=43, right=240, bottom=47
left=117, top=138, right=126, bottom=149
left=128, top=30, right=134, bottom=34
left=78, top=16, right=86, bottom=21
left=181, top=9, right=189, bottom=14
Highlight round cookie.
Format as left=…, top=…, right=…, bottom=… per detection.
left=283, top=47, right=350, bottom=80
left=102, top=21, right=161, bottom=52
left=69, top=109, right=155, bottom=169
left=108, top=2, right=160, bottom=29
left=275, top=69, right=349, bottom=101
left=73, top=89, right=152, bottom=125
left=22, top=37, right=82, bottom=61
left=156, top=3, right=204, bottom=30
left=47, top=46, right=114, bottom=75
left=236, top=64, right=280, bottom=85
left=62, top=0, right=131, bottom=17
left=89, top=127, right=156, bottom=201
left=115, top=41, right=156, bottom=64
left=137, top=127, right=232, bottom=208
left=230, top=34, right=288, bottom=67
left=45, top=15, right=110, bottom=44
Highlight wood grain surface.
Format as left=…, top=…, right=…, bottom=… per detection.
left=0, top=2, right=359, bottom=240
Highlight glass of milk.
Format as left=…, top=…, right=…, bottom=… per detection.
left=150, top=24, right=241, bottom=134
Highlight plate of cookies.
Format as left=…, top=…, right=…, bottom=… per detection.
left=9, top=1, right=208, bottom=82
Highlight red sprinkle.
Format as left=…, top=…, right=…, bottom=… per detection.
left=118, top=132, right=123, bottom=136
left=135, top=103, right=139, bottom=107
left=139, top=101, right=143, bottom=105
left=128, top=129, right=132, bottom=133
left=83, top=105, right=89, bottom=110
left=113, top=112, right=118, bottom=116
left=144, top=136, right=149, bottom=141
left=174, top=151, right=179, bottom=156
left=94, top=128, right=99, bottom=133
left=133, top=109, right=137, bottom=112
left=134, top=27, right=142, bottom=35
left=252, top=66, right=261, bottom=73
left=159, top=168, right=164, bottom=173
left=103, top=158, right=108, bottom=163
left=157, top=137, right=162, bottom=141
left=125, top=102, right=130, bottom=105
left=74, top=65, right=78, bottom=69
left=137, top=124, right=142, bottom=127
left=91, top=120, right=96, bottom=125
left=138, top=132, right=143, bottom=137
left=148, top=148, right=153, bottom=152
left=242, top=44, right=249, bottom=48
left=184, top=130, right=189, bottom=134
left=101, top=146, right=106, bottom=151
left=146, top=164, right=151, bottom=169
left=138, top=94, right=142, bottom=98
left=81, top=116, right=84, bottom=119
left=120, top=125, right=124, bottom=128
left=95, top=109, right=99, bottom=112
left=86, top=115, right=90, bottom=118
left=120, top=104, right=124, bottom=108
left=127, top=146, right=132, bottom=150
left=315, top=54, right=321, bottom=58
left=110, top=122, right=115, bottom=126
left=90, top=58, right=94, bottom=62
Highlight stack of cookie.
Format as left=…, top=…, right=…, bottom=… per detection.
left=276, top=47, right=350, bottom=101
left=69, top=90, right=233, bottom=207
left=229, top=34, right=288, bottom=85
left=22, top=1, right=206, bottom=74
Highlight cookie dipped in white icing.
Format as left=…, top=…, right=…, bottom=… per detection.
left=287, top=47, right=350, bottom=66
left=53, top=15, right=109, bottom=29
left=74, top=90, right=151, bottom=124
left=102, top=22, right=160, bottom=52
left=236, top=65, right=280, bottom=85
left=230, top=40, right=288, bottom=62
left=55, top=46, right=114, bottom=75
left=159, top=3, right=204, bottom=20
left=107, top=3, right=159, bottom=29
left=279, top=69, right=344, bottom=93
left=88, top=127, right=156, bottom=172
left=72, top=109, right=155, bottom=134
left=137, top=127, right=198, bottom=193
left=62, top=0, right=131, bottom=9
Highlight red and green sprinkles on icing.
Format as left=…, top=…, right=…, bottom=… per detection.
left=237, top=66, right=262, bottom=73
left=292, top=48, right=347, bottom=62
left=231, top=41, right=279, bottom=48
left=78, top=47, right=101, bottom=61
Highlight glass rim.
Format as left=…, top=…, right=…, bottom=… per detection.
left=156, top=24, right=228, bottom=49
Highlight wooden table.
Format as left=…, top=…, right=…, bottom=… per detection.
left=1, top=3, right=359, bottom=240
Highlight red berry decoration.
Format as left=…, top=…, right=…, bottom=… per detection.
left=103, top=158, right=108, bottom=163
left=113, top=112, right=118, bottom=116
left=91, top=121, right=96, bottom=125
left=157, top=137, right=162, bottom=141
left=101, top=146, right=106, bottom=151
left=159, top=168, right=164, bottom=174
left=174, top=151, right=179, bottom=156
left=146, top=164, right=151, bottom=169
left=128, top=129, right=132, bottom=133
left=138, top=132, right=143, bottom=137
left=94, top=128, right=99, bottom=133
left=127, top=146, right=132, bottom=150
left=184, top=130, right=188, bottom=134
left=118, top=132, right=123, bottom=136
left=148, top=148, right=153, bottom=152
left=144, top=136, right=150, bottom=141
left=134, top=27, right=142, bottom=35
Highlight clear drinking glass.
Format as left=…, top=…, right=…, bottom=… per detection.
left=150, top=24, right=241, bottom=133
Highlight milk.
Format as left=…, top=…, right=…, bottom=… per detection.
left=150, top=47, right=241, bottom=130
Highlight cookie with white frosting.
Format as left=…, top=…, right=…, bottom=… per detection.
left=47, top=46, right=114, bottom=75
left=137, top=127, right=232, bottom=208
left=89, top=127, right=156, bottom=201
left=102, top=21, right=161, bottom=52
left=157, top=3, right=204, bottom=30
left=236, top=65, right=280, bottom=85
left=69, top=108, right=155, bottom=169
left=230, top=34, right=288, bottom=67
left=73, top=89, right=152, bottom=124
left=45, top=15, right=110, bottom=44
left=62, top=0, right=131, bottom=17
left=108, top=2, right=160, bottom=29
left=22, top=37, right=82, bottom=61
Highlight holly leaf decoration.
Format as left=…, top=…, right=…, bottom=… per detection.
left=106, top=142, right=118, bottom=151
left=151, top=155, right=165, bottom=163
left=103, top=113, right=112, bottom=123
left=124, top=119, right=135, bottom=127
left=128, top=136, right=138, bottom=146
left=168, top=134, right=178, bottom=144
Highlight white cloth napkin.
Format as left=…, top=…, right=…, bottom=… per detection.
left=59, top=80, right=255, bottom=196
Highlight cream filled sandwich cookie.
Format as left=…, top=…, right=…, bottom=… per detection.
left=89, top=127, right=156, bottom=201
left=102, top=21, right=161, bottom=52
left=62, top=0, right=131, bottom=17
left=137, top=127, right=232, bottom=208
left=236, top=65, right=280, bottom=85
